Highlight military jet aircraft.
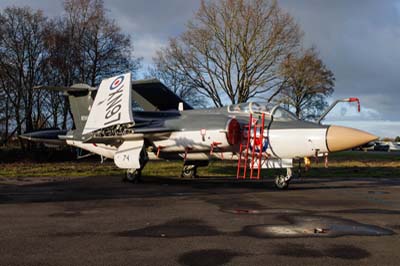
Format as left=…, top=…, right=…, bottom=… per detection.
left=20, top=73, right=377, bottom=189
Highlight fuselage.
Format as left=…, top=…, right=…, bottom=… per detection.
left=66, top=104, right=335, bottom=161
left=21, top=74, right=378, bottom=174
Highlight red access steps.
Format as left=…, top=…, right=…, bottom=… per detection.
left=236, top=113, right=266, bottom=180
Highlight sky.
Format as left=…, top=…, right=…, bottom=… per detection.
left=0, top=0, right=399, bottom=137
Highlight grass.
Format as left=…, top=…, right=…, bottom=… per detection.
left=0, top=151, right=399, bottom=179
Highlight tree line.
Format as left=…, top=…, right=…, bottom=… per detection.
left=0, top=0, right=140, bottom=146
left=0, top=0, right=335, bottom=146
left=151, top=0, right=334, bottom=120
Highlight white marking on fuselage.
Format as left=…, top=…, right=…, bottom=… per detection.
left=268, top=128, right=328, bottom=158
left=153, top=130, right=230, bottom=152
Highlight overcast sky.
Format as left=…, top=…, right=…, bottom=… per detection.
left=0, top=0, right=399, bottom=137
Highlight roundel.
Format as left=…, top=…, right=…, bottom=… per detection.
left=110, top=75, right=125, bottom=90
left=227, top=119, right=241, bottom=145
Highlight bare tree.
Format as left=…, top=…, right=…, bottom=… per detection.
left=278, top=48, right=335, bottom=120
left=154, top=0, right=301, bottom=107
left=0, top=90, right=10, bottom=144
left=62, top=0, right=140, bottom=86
left=43, top=0, right=141, bottom=129
left=0, top=7, right=48, bottom=136
left=0, top=1, right=141, bottom=145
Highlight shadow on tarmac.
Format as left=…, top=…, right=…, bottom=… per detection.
left=0, top=175, right=399, bottom=204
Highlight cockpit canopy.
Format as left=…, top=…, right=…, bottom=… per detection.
left=227, top=102, right=298, bottom=121
left=272, top=106, right=298, bottom=121
left=228, top=102, right=271, bottom=115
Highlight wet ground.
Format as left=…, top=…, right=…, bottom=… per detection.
left=0, top=175, right=400, bottom=265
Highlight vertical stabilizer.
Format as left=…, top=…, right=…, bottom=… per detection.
left=68, top=84, right=93, bottom=133
left=83, top=73, right=134, bottom=135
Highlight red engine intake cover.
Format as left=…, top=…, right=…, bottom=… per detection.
left=227, top=119, right=241, bottom=145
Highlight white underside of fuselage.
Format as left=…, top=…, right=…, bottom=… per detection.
left=66, top=140, right=116, bottom=159
left=152, top=129, right=232, bottom=152
left=67, top=128, right=329, bottom=167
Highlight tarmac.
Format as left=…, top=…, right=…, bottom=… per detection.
left=0, top=174, right=400, bottom=266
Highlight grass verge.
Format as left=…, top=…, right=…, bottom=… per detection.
left=0, top=151, right=399, bottom=179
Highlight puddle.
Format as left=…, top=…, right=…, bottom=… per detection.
left=49, top=209, right=98, bottom=218
left=242, top=215, right=394, bottom=238
left=178, top=249, right=241, bottom=266
left=50, top=231, right=97, bottom=237
left=117, top=219, right=221, bottom=238
left=368, top=191, right=389, bottom=195
left=330, top=209, right=400, bottom=215
left=49, top=211, right=82, bottom=217
left=169, top=192, right=195, bottom=196
left=388, top=224, right=400, bottom=230
left=221, top=208, right=304, bottom=215
left=274, top=243, right=370, bottom=260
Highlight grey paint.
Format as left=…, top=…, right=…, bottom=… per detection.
left=25, top=80, right=329, bottom=153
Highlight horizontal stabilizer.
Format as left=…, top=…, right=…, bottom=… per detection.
left=19, top=129, right=68, bottom=147
left=132, top=79, right=193, bottom=111
left=33, top=84, right=95, bottom=94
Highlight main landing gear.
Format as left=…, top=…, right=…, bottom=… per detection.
left=124, top=169, right=142, bottom=183
left=180, top=161, right=208, bottom=179
left=123, top=148, right=148, bottom=184
left=181, top=165, right=197, bottom=179
left=274, top=168, right=293, bottom=190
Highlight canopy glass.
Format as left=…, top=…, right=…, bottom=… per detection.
left=227, top=102, right=297, bottom=121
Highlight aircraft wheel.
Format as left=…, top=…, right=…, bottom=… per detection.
left=181, top=165, right=197, bottom=179
left=274, top=175, right=289, bottom=190
left=124, top=169, right=142, bottom=183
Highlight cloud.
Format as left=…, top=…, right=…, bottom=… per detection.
left=324, top=104, right=382, bottom=121
left=0, top=0, right=399, bottom=122
left=133, top=34, right=165, bottom=67
left=0, top=0, right=62, bottom=16
left=279, top=0, right=400, bottom=120
left=105, top=0, right=200, bottom=38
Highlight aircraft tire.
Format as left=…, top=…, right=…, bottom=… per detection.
left=124, top=169, right=142, bottom=183
left=181, top=165, right=197, bottom=179
left=274, top=175, right=289, bottom=190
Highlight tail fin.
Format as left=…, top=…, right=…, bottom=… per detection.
left=34, top=84, right=94, bottom=134
left=35, top=73, right=134, bottom=136
left=82, top=73, right=133, bottom=135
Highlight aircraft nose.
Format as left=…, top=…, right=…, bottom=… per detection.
left=326, top=125, right=378, bottom=152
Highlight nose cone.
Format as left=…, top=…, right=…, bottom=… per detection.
left=327, top=125, right=378, bottom=152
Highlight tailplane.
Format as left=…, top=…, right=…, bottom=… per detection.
left=34, top=83, right=94, bottom=135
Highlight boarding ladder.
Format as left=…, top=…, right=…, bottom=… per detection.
left=236, top=113, right=267, bottom=180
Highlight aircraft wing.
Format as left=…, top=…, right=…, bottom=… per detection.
left=19, top=129, right=68, bottom=147
left=132, top=79, right=193, bottom=111
left=83, top=124, right=174, bottom=145
left=83, top=73, right=134, bottom=135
